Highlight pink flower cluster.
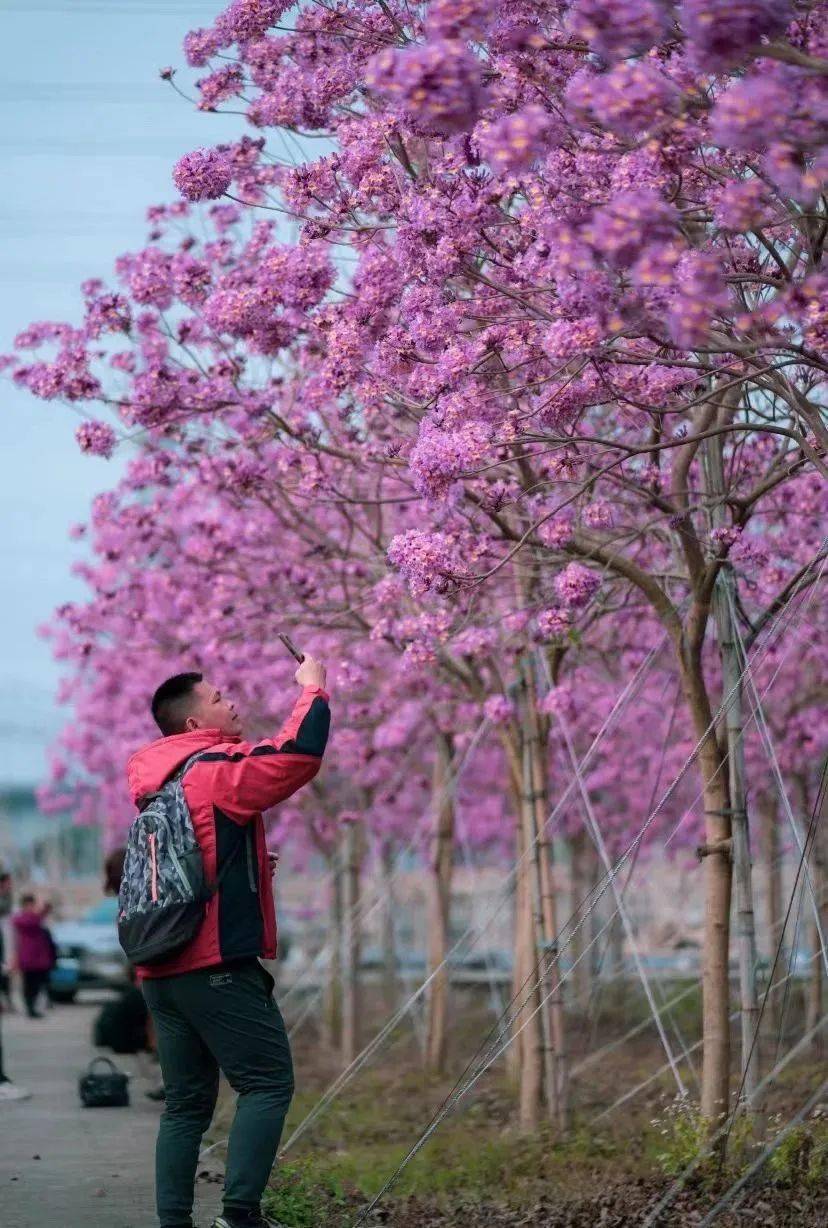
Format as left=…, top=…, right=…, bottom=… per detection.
left=536, top=607, right=573, bottom=641
left=173, top=147, right=233, bottom=201
left=483, top=695, right=515, bottom=725
left=387, top=530, right=463, bottom=596
left=477, top=105, right=562, bottom=174
left=681, top=0, right=793, bottom=69
left=409, top=418, right=491, bottom=499
left=75, top=421, right=117, bottom=459
left=568, top=0, right=670, bottom=61
left=365, top=39, right=484, bottom=136
left=554, top=563, right=601, bottom=609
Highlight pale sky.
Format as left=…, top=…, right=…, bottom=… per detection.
left=0, top=0, right=244, bottom=784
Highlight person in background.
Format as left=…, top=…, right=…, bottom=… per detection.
left=0, top=869, right=31, bottom=1102
left=11, top=894, right=56, bottom=1019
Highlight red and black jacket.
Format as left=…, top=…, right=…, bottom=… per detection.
left=127, top=685, right=330, bottom=979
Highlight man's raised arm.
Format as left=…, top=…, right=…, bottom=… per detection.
left=192, top=655, right=330, bottom=821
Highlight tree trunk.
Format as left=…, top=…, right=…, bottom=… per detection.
left=506, top=818, right=526, bottom=1087
left=529, top=711, right=568, bottom=1131
left=758, top=792, right=784, bottom=965
left=425, top=732, right=454, bottom=1073
left=569, top=830, right=597, bottom=1007
left=520, top=707, right=558, bottom=1125
left=380, top=839, right=398, bottom=1016
left=324, top=847, right=344, bottom=1050
left=514, top=821, right=544, bottom=1131
left=680, top=647, right=732, bottom=1127
left=606, top=913, right=624, bottom=981
left=341, top=820, right=362, bottom=1065
left=713, top=566, right=761, bottom=1112
left=707, top=437, right=760, bottom=1114
left=805, top=785, right=826, bottom=1056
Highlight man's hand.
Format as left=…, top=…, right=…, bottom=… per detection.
left=267, top=851, right=280, bottom=878
left=295, top=653, right=327, bottom=691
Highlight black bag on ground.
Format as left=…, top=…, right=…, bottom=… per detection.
left=78, top=1056, right=130, bottom=1107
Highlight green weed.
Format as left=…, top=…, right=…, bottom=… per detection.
left=265, top=1159, right=349, bottom=1227
left=767, top=1116, right=828, bottom=1189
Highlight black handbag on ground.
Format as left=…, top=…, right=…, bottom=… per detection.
left=78, top=1056, right=130, bottom=1107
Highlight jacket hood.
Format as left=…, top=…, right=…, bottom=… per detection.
left=127, top=728, right=240, bottom=804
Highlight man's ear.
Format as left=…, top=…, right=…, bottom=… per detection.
left=184, top=714, right=201, bottom=732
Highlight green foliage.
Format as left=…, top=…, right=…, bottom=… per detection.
left=264, top=1159, right=348, bottom=1227
left=767, top=1116, right=828, bottom=1189
left=649, top=1095, right=711, bottom=1178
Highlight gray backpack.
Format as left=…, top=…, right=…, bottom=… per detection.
left=117, top=754, right=239, bottom=965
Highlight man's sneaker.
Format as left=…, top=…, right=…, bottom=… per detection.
left=0, top=1081, right=32, bottom=1102
left=212, top=1214, right=288, bottom=1228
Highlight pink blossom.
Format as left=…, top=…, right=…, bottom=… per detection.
left=75, top=421, right=117, bottom=459
left=215, top=0, right=289, bottom=46
left=477, top=105, right=563, bottom=174
left=554, top=563, right=601, bottom=609
left=173, top=147, right=233, bottom=201
left=365, top=39, right=484, bottom=136
left=536, top=607, right=573, bottom=640
left=484, top=695, right=515, bottom=725
left=387, top=530, right=462, bottom=596
left=568, top=0, right=670, bottom=61
left=409, top=418, right=491, bottom=498
left=183, top=27, right=221, bottom=67
left=680, top=0, right=794, bottom=70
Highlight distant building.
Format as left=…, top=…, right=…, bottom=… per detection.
left=0, top=786, right=100, bottom=907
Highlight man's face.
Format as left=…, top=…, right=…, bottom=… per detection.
left=184, top=680, right=242, bottom=737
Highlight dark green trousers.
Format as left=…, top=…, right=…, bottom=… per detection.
left=143, top=960, right=294, bottom=1228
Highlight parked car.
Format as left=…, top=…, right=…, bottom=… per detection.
left=48, top=898, right=127, bottom=1003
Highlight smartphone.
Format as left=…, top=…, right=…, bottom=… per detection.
left=278, top=632, right=305, bottom=664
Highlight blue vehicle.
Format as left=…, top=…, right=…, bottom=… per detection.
left=48, top=897, right=127, bottom=1003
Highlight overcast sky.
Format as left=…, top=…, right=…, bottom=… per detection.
left=0, top=0, right=243, bottom=785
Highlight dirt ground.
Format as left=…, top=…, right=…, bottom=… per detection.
left=266, top=983, right=827, bottom=1228
left=361, top=1182, right=828, bottom=1227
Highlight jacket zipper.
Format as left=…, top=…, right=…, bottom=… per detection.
left=245, top=827, right=257, bottom=893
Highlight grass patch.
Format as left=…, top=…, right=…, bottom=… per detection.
left=269, top=1065, right=643, bottom=1223
left=249, top=985, right=824, bottom=1223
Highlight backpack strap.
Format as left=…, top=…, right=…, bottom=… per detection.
left=136, top=751, right=250, bottom=891
left=136, top=752, right=208, bottom=812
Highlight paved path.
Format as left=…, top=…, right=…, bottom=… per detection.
left=0, top=996, right=223, bottom=1228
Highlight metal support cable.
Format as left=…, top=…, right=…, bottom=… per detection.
left=728, top=584, right=828, bottom=975
left=640, top=1015, right=828, bottom=1228
left=349, top=559, right=825, bottom=1224
left=698, top=1078, right=828, bottom=1226
left=556, top=706, right=688, bottom=1097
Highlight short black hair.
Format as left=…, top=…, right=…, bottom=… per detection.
left=20, top=893, right=35, bottom=907
left=151, top=672, right=203, bottom=736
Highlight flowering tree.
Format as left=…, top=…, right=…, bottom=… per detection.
left=6, top=0, right=828, bottom=1132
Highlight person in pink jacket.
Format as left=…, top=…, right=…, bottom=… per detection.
left=11, top=895, right=55, bottom=1018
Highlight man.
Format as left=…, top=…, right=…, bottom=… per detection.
left=131, top=656, right=330, bottom=1228
left=11, top=894, right=55, bottom=1018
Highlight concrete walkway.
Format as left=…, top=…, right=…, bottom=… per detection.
left=0, top=995, right=223, bottom=1228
